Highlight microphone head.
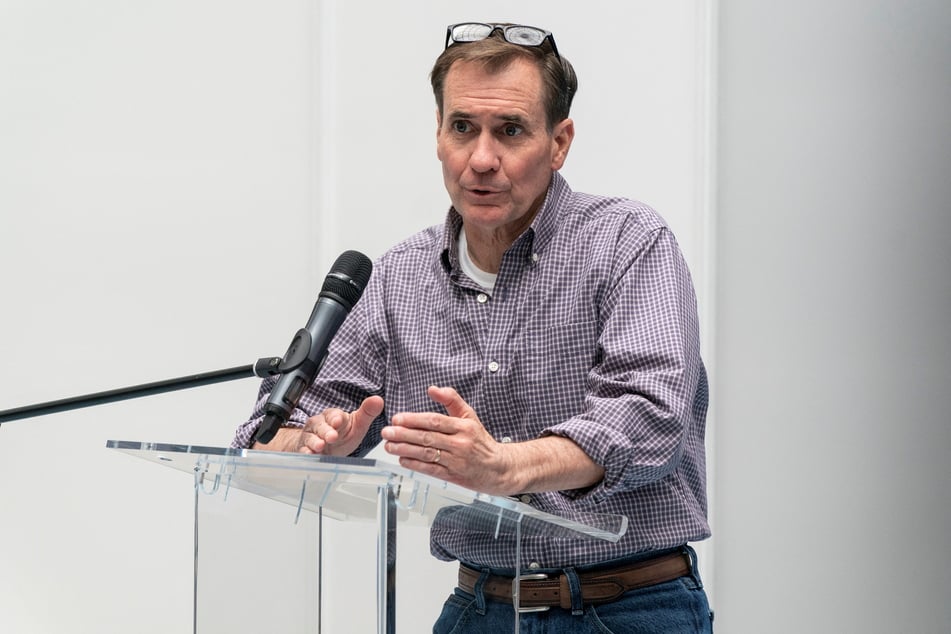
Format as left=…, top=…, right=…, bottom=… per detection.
left=321, top=250, right=373, bottom=310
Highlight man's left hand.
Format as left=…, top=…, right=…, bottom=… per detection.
left=381, top=385, right=516, bottom=495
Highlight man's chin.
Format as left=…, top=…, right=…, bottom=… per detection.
left=456, top=204, right=509, bottom=225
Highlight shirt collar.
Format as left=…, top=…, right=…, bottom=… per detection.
left=439, top=172, right=571, bottom=272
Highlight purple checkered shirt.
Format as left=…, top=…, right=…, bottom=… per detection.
left=233, top=172, right=710, bottom=568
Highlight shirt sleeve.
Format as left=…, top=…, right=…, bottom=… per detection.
left=541, top=224, right=707, bottom=506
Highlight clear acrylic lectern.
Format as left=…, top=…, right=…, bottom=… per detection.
left=108, top=440, right=628, bottom=633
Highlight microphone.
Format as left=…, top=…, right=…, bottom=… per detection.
left=252, top=250, right=373, bottom=445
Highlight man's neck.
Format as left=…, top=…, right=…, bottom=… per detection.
left=462, top=207, right=541, bottom=273
left=462, top=229, right=510, bottom=274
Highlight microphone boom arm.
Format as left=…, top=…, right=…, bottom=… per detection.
left=0, top=356, right=286, bottom=424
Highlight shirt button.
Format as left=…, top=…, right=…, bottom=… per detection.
left=531, top=253, right=539, bottom=263
left=528, top=561, right=541, bottom=570
left=476, top=293, right=489, bottom=304
left=488, top=361, right=500, bottom=373
left=519, top=494, right=533, bottom=505
left=500, top=436, right=513, bottom=444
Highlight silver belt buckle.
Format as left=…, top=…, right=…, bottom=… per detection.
left=513, top=572, right=551, bottom=613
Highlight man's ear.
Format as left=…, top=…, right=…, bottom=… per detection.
left=435, top=108, right=444, bottom=160
left=550, top=118, right=575, bottom=171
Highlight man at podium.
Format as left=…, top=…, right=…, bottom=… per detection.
left=233, top=22, right=712, bottom=633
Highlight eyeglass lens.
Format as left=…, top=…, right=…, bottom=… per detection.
left=451, top=23, right=548, bottom=47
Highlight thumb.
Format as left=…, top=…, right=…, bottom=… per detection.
left=353, top=395, right=385, bottom=428
left=427, top=385, right=475, bottom=419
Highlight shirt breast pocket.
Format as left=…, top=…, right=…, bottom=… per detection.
left=515, top=321, right=599, bottom=424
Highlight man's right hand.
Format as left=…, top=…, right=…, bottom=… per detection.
left=251, top=395, right=384, bottom=456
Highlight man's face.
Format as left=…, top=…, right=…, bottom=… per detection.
left=436, top=57, right=573, bottom=239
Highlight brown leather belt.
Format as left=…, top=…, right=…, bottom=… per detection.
left=458, top=551, right=691, bottom=610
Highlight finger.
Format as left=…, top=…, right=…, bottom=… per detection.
left=427, top=385, right=476, bottom=420
left=389, top=411, right=450, bottom=434
left=352, top=395, right=384, bottom=430
left=419, top=445, right=446, bottom=467
left=385, top=440, right=444, bottom=466
left=299, top=410, right=346, bottom=451
left=320, top=409, right=350, bottom=439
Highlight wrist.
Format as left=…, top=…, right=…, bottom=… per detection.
left=252, top=425, right=302, bottom=452
left=494, top=440, right=527, bottom=496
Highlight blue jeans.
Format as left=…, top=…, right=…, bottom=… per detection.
left=433, top=546, right=713, bottom=634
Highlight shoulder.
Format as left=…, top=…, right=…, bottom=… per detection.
left=366, top=223, right=445, bottom=286
left=567, top=191, right=667, bottom=233
left=552, top=187, right=673, bottom=263
left=546, top=174, right=667, bottom=240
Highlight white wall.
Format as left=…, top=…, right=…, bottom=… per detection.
left=0, top=2, right=322, bottom=632
left=0, top=1, right=713, bottom=632
left=715, top=1, right=951, bottom=632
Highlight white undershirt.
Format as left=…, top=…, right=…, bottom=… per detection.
left=458, top=227, right=497, bottom=293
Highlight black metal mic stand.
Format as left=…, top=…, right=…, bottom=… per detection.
left=0, top=356, right=288, bottom=424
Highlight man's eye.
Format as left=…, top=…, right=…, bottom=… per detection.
left=502, top=124, right=522, bottom=137
left=452, top=121, right=471, bottom=133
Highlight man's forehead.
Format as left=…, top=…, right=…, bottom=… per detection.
left=444, top=57, right=542, bottom=89
left=442, top=59, right=545, bottom=114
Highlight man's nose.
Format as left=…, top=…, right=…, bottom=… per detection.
left=468, top=132, right=501, bottom=173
